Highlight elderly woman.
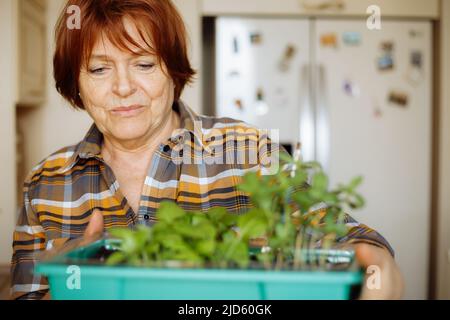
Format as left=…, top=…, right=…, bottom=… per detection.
left=11, top=0, right=403, bottom=300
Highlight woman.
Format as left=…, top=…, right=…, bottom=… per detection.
left=11, top=0, right=403, bottom=300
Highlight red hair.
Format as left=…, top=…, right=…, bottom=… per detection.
left=53, top=0, right=196, bottom=109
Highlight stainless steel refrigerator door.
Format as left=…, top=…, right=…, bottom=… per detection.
left=215, top=17, right=311, bottom=148
left=314, top=19, right=432, bottom=299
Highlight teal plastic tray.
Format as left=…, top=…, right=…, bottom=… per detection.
left=36, top=239, right=363, bottom=300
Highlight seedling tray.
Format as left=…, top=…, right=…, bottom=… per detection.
left=36, top=239, right=363, bottom=300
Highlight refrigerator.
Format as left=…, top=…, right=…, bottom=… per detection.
left=214, top=17, right=432, bottom=299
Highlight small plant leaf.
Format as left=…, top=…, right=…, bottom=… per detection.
left=157, top=201, right=186, bottom=223
left=106, top=251, right=126, bottom=266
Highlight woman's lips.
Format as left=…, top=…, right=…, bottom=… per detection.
left=111, top=105, right=145, bottom=117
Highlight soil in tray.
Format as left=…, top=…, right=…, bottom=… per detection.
left=68, top=244, right=358, bottom=272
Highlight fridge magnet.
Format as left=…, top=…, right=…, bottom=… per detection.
left=377, top=54, right=394, bottom=71
left=405, top=68, right=423, bottom=86
left=228, top=70, right=241, bottom=78
left=377, top=41, right=395, bottom=71
left=405, top=50, right=424, bottom=86
left=371, top=98, right=383, bottom=119
left=343, top=79, right=360, bottom=97
left=320, top=33, right=338, bottom=48
left=409, top=29, right=424, bottom=38
left=255, top=88, right=269, bottom=116
left=388, top=90, right=409, bottom=108
left=342, top=32, right=362, bottom=46
left=278, top=44, right=298, bottom=72
left=233, top=36, right=240, bottom=54
left=380, top=41, right=394, bottom=52
left=233, top=99, right=244, bottom=111
left=411, top=50, right=423, bottom=69
left=373, top=107, right=383, bottom=118
left=250, top=32, right=263, bottom=45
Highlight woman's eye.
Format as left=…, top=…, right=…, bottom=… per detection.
left=89, top=67, right=109, bottom=75
left=137, top=63, right=155, bottom=70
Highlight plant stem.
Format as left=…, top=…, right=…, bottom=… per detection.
left=293, top=227, right=304, bottom=270
left=275, top=250, right=284, bottom=271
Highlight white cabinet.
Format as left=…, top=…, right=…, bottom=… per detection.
left=17, top=0, right=47, bottom=106
left=202, top=0, right=439, bottom=19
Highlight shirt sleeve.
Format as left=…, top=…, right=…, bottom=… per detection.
left=336, top=212, right=395, bottom=257
left=303, top=206, right=395, bottom=257
left=10, top=181, right=50, bottom=300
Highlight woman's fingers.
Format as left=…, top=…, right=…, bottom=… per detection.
left=83, top=208, right=105, bottom=239
left=354, top=243, right=384, bottom=268
left=354, top=243, right=404, bottom=300
left=40, top=210, right=105, bottom=261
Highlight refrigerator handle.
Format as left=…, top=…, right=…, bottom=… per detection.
left=315, top=63, right=331, bottom=173
left=299, top=64, right=315, bottom=162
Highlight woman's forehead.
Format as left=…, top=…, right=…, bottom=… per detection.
left=90, top=39, right=155, bottom=59
left=88, top=19, right=156, bottom=60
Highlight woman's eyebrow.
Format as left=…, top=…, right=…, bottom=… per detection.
left=130, top=49, right=155, bottom=57
left=89, top=50, right=154, bottom=62
left=89, top=54, right=111, bottom=61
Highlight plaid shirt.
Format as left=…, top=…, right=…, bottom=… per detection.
left=10, top=100, right=393, bottom=300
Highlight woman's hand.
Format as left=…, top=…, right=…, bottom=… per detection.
left=83, top=209, right=105, bottom=240
left=354, top=243, right=404, bottom=300
left=40, top=209, right=104, bottom=300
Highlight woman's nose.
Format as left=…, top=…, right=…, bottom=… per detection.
left=112, top=68, right=137, bottom=98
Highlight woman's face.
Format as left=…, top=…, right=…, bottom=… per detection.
left=78, top=20, right=175, bottom=144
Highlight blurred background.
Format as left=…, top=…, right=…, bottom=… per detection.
left=0, top=0, right=449, bottom=299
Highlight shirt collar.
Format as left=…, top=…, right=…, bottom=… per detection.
left=57, top=100, right=211, bottom=174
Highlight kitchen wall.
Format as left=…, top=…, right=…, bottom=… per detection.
left=0, top=0, right=18, bottom=265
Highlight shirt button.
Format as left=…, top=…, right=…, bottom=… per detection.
left=144, top=214, right=150, bottom=221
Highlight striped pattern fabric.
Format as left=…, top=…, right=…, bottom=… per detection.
left=10, top=100, right=393, bottom=299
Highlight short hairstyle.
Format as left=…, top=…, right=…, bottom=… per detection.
left=53, top=0, right=196, bottom=109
